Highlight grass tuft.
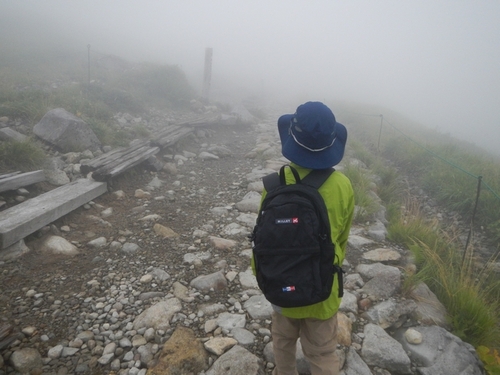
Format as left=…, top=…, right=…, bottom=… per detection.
left=388, top=196, right=500, bottom=348
left=0, top=139, right=47, bottom=171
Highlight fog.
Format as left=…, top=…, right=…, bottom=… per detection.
left=2, top=1, right=500, bottom=155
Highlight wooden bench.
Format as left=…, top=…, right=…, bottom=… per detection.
left=0, top=178, right=107, bottom=249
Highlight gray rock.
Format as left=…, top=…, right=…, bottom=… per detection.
left=33, top=108, right=101, bottom=152
left=222, top=222, right=251, bottom=237
left=410, top=282, right=450, bottom=328
left=151, top=267, right=171, bottom=281
left=207, top=145, right=233, bottom=157
left=190, top=271, right=227, bottom=292
left=356, top=263, right=400, bottom=279
left=199, top=303, right=227, bottom=316
left=235, top=191, right=261, bottom=213
left=38, top=235, right=79, bottom=255
left=236, top=213, right=258, bottom=227
left=231, top=328, right=256, bottom=346
left=206, top=345, right=264, bottom=375
left=122, top=242, right=141, bottom=254
left=245, top=167, right=276, bottom=182
left=344, top=273, right=365, bottom=290
left=198, top=151, right=219, bottom=160
left=87, top=236, right=107, bottom=249
left=0, top=239, right=30, bottom=261
left=204, top=337, right=238, bottom=356
left=44, top=166, right=70, bottom=186
left=341, top=347, right=373, bottom=375
left=393, top=325, right=484, bottom=375
left=238, top=268, right=259, bottom=289
left=360, top=273, right=401, bottom=299
left=133, top=298, right=182, bottom=331
left=363, top=299, right=417, bottom=329
left=47, top=344, right=64, bottom=359
left=243, top=295, right=272, bottom=320
left=347, top=235, right=374, bottom=249
left=366, top=220, right=388, bottom=241
left=339, top=291, right=358, bottom=315
left=361, top=323, right=411, bottom=374
left=216, top=312, right=246, bottom=331
left=357, top=263, right=402, bottom=300
left=362, top=248, right=401, bottom=263
left=9, top=348, right=42, bottom=373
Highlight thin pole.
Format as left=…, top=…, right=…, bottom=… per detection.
left=462, top=176, right=483, bottom=266
left=377, top=114, right=383, bottom=152
left=87, top=44, right=91, bottom=97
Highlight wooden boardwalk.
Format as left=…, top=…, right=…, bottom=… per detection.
left=0, top=115, right=223, bottom=250
left=0, top=179, right=107, bottom=249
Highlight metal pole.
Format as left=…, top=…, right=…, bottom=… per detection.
left=462, top=175, right=483, bottom=266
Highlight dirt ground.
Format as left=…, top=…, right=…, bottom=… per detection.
left=0, top=122, right=262, bottom=350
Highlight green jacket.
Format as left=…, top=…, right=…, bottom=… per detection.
left=252, top=163, right=354, bottom=320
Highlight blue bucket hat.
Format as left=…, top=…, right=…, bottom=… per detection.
left=278, top=101, right=347, bottom=169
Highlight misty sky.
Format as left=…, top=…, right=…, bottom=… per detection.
left=2, top=1, right=500, bottom=154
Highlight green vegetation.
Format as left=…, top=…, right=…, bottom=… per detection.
left=478, top=346, right=500, bottom=375
left=343, top=114, right=500, bottom=353
left=0, top=47, right=197, bottom=167
left=342, top=103, right=500, bottom=245
left=342, top=161, right=379, bottom=223
left=0, top=139, right=47, bottom=171
left=388, top=196, right=500, bottom=347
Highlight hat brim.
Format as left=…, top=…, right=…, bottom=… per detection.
left=278, top=114, right=347, bottom=169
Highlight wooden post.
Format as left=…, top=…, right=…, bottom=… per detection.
left=202, top=48, right=213, bottom=103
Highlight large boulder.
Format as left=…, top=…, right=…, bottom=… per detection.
left=33, top=108, right=101, bottom=152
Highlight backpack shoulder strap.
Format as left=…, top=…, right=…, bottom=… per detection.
left=262, top=172, right=280, bottom=191
left=301, top=167, right=335, bottom=189
left=262, top=165, right=302, bottom=191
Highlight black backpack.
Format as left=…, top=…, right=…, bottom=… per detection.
left=251, top=165, right=344, bottom=308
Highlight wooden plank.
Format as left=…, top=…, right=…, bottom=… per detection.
left=0, top=178, right=107, bottom=249
left=152, top=127, right=193, bottom=148
left=0, top=170, right=45, bottom=193
left=92, top=146, right=159, bottom=181
left=0, top=172, right=22, bottom=180
left=0, top=127, right=28, bottom=143
left=79, top=140, right=150, bottom=175
left=91, top=145, right=155, bottom=175
left=176, top=114, right=220, bottom=127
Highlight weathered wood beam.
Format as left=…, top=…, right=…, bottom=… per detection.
left=152, top=127, right=193, bottom=148
left=0, top=127, right=28, bottom=143
left=0, top=172, right=22, bottom=180
left=0, top=170, right=45, bottom=193
left=0, top=178, right=107, bottom=249
left=91, top=146, right=159, bottom=181
left=176, top=114, right=221, bottom=127
left=80, top=140, right=150, bottom=175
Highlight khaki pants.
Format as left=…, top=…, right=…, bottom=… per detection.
left=271, top=311, right=339, bottom=375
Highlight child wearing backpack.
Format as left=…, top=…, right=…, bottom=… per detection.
left=252, top=101, right=354, bottom=375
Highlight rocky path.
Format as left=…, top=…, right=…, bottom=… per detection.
left=0, top=115, right=485, bottom=375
